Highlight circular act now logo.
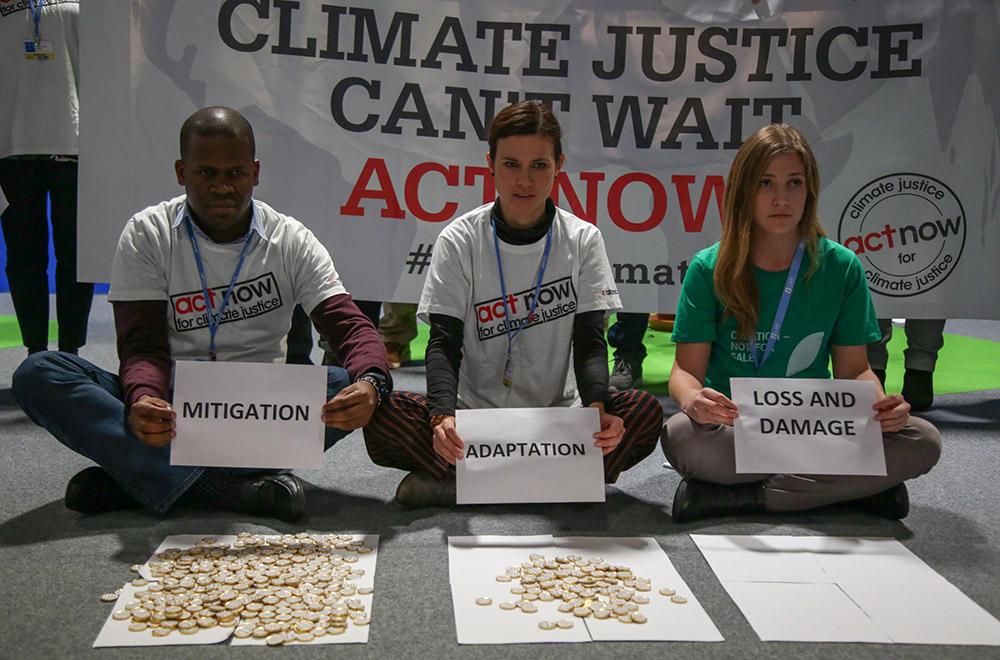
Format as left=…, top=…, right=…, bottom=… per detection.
left=837, top=173, right=965, bottom=298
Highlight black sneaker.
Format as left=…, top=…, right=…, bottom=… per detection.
left=609, top=355, right=642, bottom=392
left=239, top=474, right=306, bottom=522
left=851, top=483, right=909, bottom=519
left=394, top=471, right=456, bottom=509
left=64, top=466, right=137, bottom=514
left=671, top=478, right=765, bottom=523
left=902, top=369, right=934, bottom=412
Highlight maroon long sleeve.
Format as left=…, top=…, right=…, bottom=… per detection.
left=113, top=300, right=172, bottom=409
left=310, top=293, right=392, bottom=385
left=114, top=294, right=390, bottom=411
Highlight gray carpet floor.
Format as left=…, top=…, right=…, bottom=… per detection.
left=1, top=295, right=998, bottom=659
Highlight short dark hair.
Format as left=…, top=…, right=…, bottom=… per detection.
left=487, top=101, right=563, bottom=162
left=179, top=106, right=256, bottom=159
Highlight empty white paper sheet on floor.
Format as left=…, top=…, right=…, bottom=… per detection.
left=94, top=533, right=379, bottom=647
left=448, top=535, right=723, bottom=644
left=692, top=535, right=1000, bottom=645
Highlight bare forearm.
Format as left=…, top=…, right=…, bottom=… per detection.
left=668, top=362, right=704, bottom=412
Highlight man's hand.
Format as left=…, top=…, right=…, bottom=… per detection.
left=873, top=393, right=910, bottom=433
left=684, top=387, right=739, bottom=426
left=590, top=402, right=625, bottom=456
left=128, top=395, right=176, bottom=447
left=432, top=415, right=464, bottom=465
left=323, top=380, right=378, bottom=430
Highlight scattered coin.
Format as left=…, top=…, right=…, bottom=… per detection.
left=99, top=532, right=376, bottom=641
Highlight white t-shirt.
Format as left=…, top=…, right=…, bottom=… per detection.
left=0, top=0, right=79, bottom=157
left=418, top=202, right=621, bottom=410
left=108, top=196, right=346, bottom=363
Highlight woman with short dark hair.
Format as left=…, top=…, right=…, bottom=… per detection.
left=363, top=101, right=663, bottom=507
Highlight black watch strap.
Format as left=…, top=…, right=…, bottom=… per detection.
left=356, top=372, right=389, bottom=406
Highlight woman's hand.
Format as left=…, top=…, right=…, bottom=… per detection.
left=684, top=388, right=739, bottom=426
left=432, top=415, right=465, bottom=464
left=590, top=402, right=625, bottom=456
left=873, top=393, right=910, bottom=433
left=670, top=342, right=738, bottom=425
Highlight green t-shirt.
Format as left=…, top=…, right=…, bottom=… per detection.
left=672, top=237, right=881, bottom=398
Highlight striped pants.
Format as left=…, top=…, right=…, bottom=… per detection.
left=363, top=390, right=664, bottom=483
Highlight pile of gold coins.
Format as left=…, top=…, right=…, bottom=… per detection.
left=479, top=553, right=686, bottom=630
left=102, top=533, right=374, bottom=646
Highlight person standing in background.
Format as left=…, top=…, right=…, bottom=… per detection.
left=378, top=302, right=417, bottom=369
left=867, top=319, right=945, bottom=412
left=607, top=311, right=649, bottom=391
left=0, top=0, right=93, bottom=355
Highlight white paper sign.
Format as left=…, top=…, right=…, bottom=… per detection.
left=731, top=378, right=886, bottom=475
left=722, top=581, right=893, bottom=643
left=692, top=535, right=1000, bottom=645
left=447, top=535, right=723, bottom=644
left=171, top=361, right=327, bottom=469
left=455, top=408, right=604, bottom=504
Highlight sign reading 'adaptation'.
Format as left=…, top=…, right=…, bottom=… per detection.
left=455, top=407, right=605, bottom=504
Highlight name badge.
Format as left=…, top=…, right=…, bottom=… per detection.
left=24, top=39, right=55, bottom=60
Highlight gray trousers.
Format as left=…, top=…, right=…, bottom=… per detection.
left=379, top=302, right=418, bottom=346
left=662, top=413, right=941, bottom=511
left=867, top=319, right=946, bottom=372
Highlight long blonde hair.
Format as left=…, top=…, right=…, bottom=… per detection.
left=714, top=124, right=826, bottom=338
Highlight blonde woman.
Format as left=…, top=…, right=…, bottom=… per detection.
left=663, top=124, right=941, bottom=522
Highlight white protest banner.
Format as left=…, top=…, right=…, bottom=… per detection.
left=455, top=407, right=604, bottom=504
left=171, top=361, right=327, bottom=469
left=731, top=378, right=886, bottom=476
left=79, top=1, right=1000, bottom=319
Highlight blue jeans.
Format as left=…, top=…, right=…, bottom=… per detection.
left=607, top=312, right=648, bottom=362
left=12, top=351, right=352, bottom=514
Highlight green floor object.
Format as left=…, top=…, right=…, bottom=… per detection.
left=4, top=313, right=993, bottom=397
left=410, top=317, right=1000, bottom=396
left=0, top=316, right=57, bottom=350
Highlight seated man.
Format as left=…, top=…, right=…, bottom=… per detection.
left=13, top=107, right=390, bottom=522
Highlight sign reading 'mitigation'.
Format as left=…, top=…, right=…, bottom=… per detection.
left=172, top=361, right=328, bottom=469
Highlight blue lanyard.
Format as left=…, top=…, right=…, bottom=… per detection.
left=184, top=217, right=254, bottom=361
left=750, top=240, right=805, bottom=372
left=29, top=0, right=44, bottom=44
left=491, top=218, right=553, bottom=388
